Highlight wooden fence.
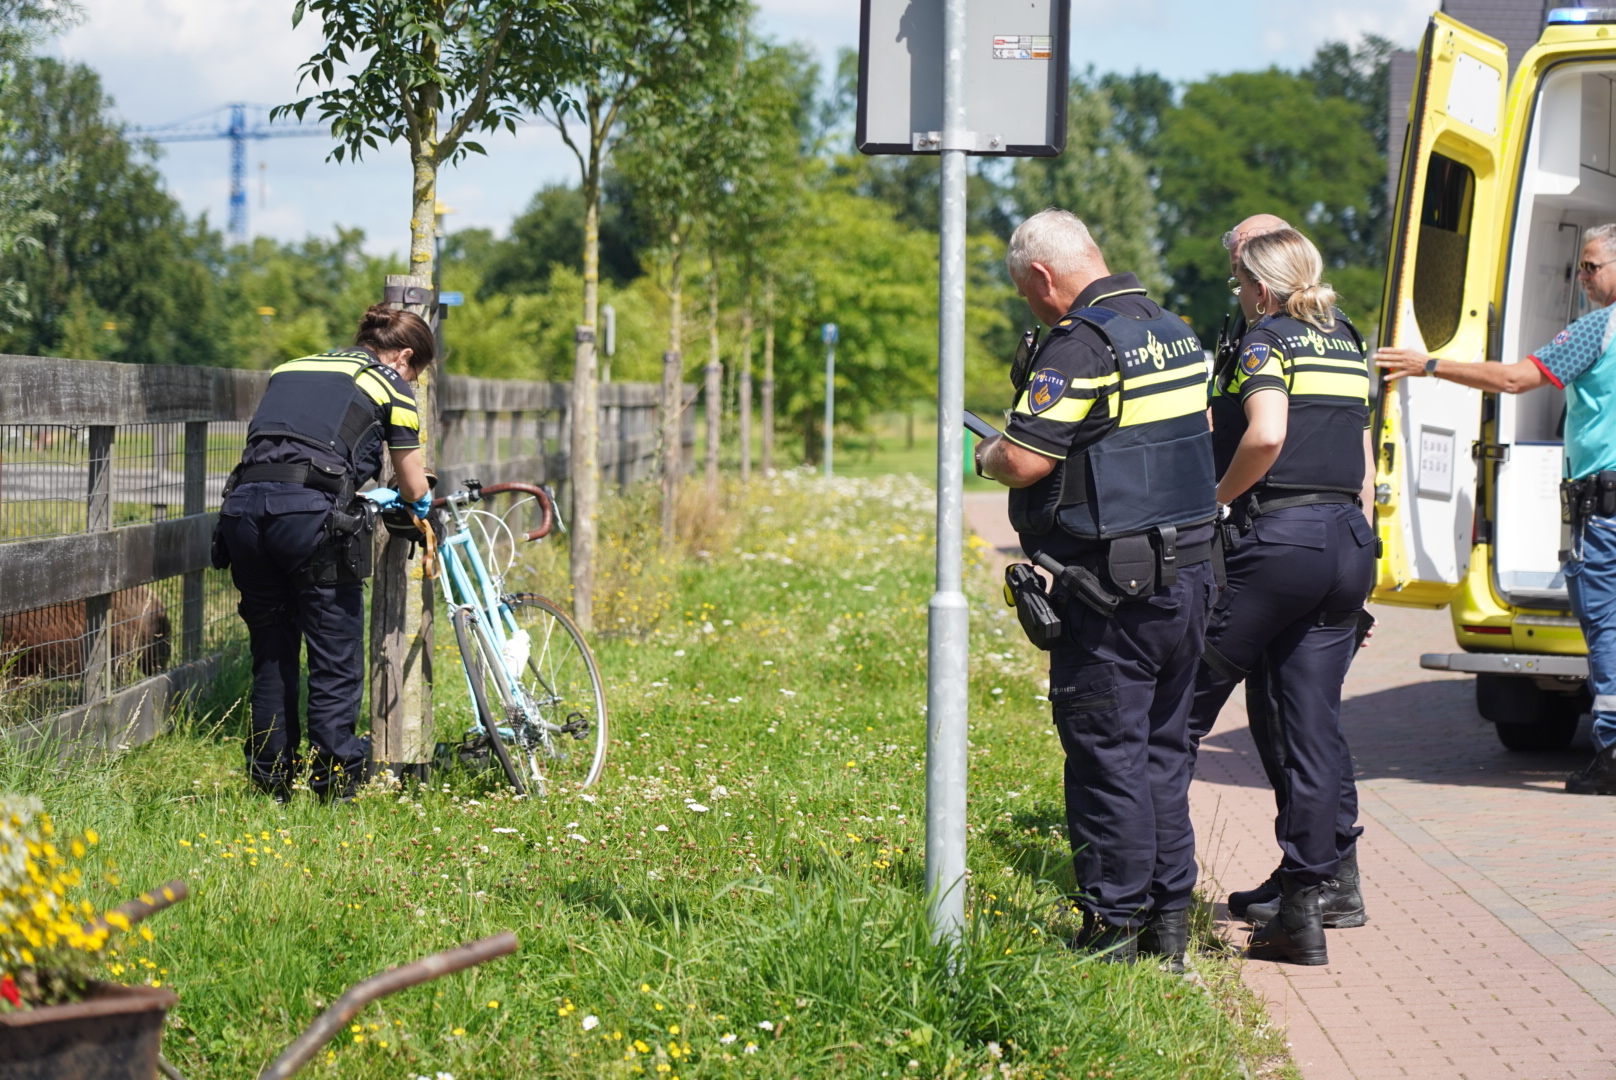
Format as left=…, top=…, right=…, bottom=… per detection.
left=0, top=354, right=695, bottom=753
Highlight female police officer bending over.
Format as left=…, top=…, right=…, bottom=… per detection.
left=1187, top=229, right=1377, bottom=965
left=217, top=305, right=434, bottom=804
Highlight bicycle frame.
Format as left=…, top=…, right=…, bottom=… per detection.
left=429, top=485, right=581, bottom=772
left=435, top=492, right=554, bottom=747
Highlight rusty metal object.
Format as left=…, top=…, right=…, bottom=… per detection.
left=0, top=982, right=178, bottom=1080
left=257, top=932, right=519, bottom=1080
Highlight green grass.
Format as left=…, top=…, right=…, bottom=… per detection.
left=2, top=471, right=1292, bottom=1080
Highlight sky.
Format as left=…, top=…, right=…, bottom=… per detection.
left=51, top=0, right=1439, bottom=258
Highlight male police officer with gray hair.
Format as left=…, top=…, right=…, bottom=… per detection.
left=976, top=208, right=1217, bottom=968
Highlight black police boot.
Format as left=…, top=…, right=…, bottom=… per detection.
left=1228, top=866, right=1282, bottom=920
left=1246, top=849, right=1367, bottom=928
left=1247, top=874, right=1328, bottom=966
left=1566, top=744, right=1616, bottom=795
left=1074, top=915, right=1138, bottom=964
left=254, top=779, right=292, bottom=805
left=1138, top=908, right=1189, bottom=973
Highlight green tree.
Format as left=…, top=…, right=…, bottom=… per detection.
left=1095, top=69, right=1174, bottom=162
left=279, top=0, right=572, bottom=282
left=0, top=0, right=78, bottom=328
left=528, top=0, right=743, bottom=630
left=477, top=181, right=643, bottom=295
left=1155, top=69, right=1382, bottom=338
left=0, top=57, right=222, bottom=364
left=1306, top=35, right=1395, bottom=274
left=1013, top=80, right=1168, bottom=296
left=217, top=228, right=403, bottom=368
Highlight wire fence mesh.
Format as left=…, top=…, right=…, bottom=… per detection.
left=0, top=570, right=240, bottom=728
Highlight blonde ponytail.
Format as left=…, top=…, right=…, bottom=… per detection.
left=1239, top=228, right=1338, bottom=331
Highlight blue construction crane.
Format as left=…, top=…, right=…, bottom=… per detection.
left=128, top=103, right=324, bottom=244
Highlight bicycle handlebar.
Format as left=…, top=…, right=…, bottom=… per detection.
left=432, top=481, right=555, bottom=541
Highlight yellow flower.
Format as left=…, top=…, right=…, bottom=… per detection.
left=668, top=1024, right=679, bottom=1035
left=487, top=1000, right=499, bottom=1009
left=452, top=1028, right=467, bottom=1037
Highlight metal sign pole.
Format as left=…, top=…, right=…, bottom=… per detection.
left=924, top=0, right=969, bottom=946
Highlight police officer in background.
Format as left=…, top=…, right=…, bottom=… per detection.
left=975, top=208, right=1218, bottom=968
left=1189, top=229, right=1377, bottom=966
left=1378, top=222, right=1616, bottom=797
left=1212, top=214, right=1292, bottom=372
left=217, top=305, right=434, bottom=803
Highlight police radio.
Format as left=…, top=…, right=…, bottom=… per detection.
left=1010, top=327, right=1041, bottom=394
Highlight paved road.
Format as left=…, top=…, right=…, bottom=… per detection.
left=0, top=463, right=229, bottom=506
left=964, top=493, right=1616, bottom=1080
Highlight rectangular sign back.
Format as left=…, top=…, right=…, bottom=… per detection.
left=856, top=0, right=1071, bottom=157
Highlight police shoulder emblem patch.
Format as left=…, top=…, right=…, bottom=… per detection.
left=1554, top=329, right=1572, bottom=346
left=1027, top=368, right=1068, bottom=413
left=1239, top=342, right=1271, bottom=377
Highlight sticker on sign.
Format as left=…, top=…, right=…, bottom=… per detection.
left=993, top=34, right=1052, bottom=59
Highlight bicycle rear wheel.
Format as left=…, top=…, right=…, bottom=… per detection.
left=505, top=593, right=608, bottom=789
left=451, top=606, right=526, bottom=795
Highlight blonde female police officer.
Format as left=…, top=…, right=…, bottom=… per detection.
left=976, top=209, right=1218, bottom=969
left=1188, top=229, right=1377, bottom=966
left=217, top=306, right=433, bottom=804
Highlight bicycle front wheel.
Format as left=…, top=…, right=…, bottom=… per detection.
left=505, top=593, right=608, bottom=789
left=451, top=606, right=526, bottom=796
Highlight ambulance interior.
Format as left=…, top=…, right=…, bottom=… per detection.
left=1488, top=66, right=1616, bottom=608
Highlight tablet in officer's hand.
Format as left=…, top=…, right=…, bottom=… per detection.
left=964, top=410, right=1000, bottom=440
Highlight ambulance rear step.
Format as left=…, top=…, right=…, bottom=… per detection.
left=1420, top=653, right=1587, bottom=677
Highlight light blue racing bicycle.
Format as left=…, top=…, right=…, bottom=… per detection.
left=423, top=479, right=608, bottom=795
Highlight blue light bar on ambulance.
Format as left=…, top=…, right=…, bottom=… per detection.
left=1548, top=8, right=1616, bottom=23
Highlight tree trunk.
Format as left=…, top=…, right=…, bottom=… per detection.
left=371, top=269, right=436, bottom=779
left=761, top=275, right=775, bottom=477
left=738, top=300, right=753, bottom=484
left=570, top=104, right=605, bottom=633
left=705, top=256, right=721, bottom=495
left=660, top=235, right=684, bottom=547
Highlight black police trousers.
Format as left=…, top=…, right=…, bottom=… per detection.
left=1188, top=503, right=1374, bottom=886
left=1049, top=558, right=1215, bottom=930
left=219, top=483, right=367, bottom=794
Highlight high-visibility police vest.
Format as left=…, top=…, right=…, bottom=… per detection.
left=242, top=349, right=405, bottom=489
left=1210, top=311, right=1369, bottom=497
left=1011, top=306, right=1216, bottom=541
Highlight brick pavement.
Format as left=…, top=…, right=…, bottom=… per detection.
left=962, top=494, right=1616, bottom=1080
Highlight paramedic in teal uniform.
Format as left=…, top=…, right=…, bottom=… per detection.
left=1376, top=223, right=1616, bottom=796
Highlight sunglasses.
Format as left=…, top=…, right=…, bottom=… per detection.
left=1579, top=259, right=1613, bottom=276
left=1227, top=276, right=1242, bottom=296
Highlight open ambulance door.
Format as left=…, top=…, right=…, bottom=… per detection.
left=1373, top=14, right=1508, bottom=608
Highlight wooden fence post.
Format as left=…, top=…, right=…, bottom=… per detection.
left=660, top=351, right=682, bottom=545
left=181, top=421, right=207, bottom=662
left=570, top=326, right=597, bottom=632
left=369, top=274, right=435, bottom=781
left=705, top=361, right=721, bottom=495
left=81, top=425, right=114, bottom=707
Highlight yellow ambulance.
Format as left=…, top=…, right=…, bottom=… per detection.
left=1375, top=8, right=1616, bottom=750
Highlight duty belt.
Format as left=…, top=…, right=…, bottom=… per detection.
left=1243, top=489, right=1359, bottom=521
left=229, top=461, right=347, bottom=496
left=1562, top=471, right=1616, bottom=525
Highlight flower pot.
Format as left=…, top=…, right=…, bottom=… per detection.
left=0, top=983, right=178, bottom=1080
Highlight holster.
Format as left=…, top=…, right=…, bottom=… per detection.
left=210, top=516, right=231, bottom=570
left=1561, top=471, right=1616, bottom=526
left=1004, top=563, right=1063, bottom=650
left=298, top=498, right=375, bottom=586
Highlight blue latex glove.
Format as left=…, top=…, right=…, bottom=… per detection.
left=360, top=487, right=400, bottom=508
left=410, top=494, right=433, bottom=518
